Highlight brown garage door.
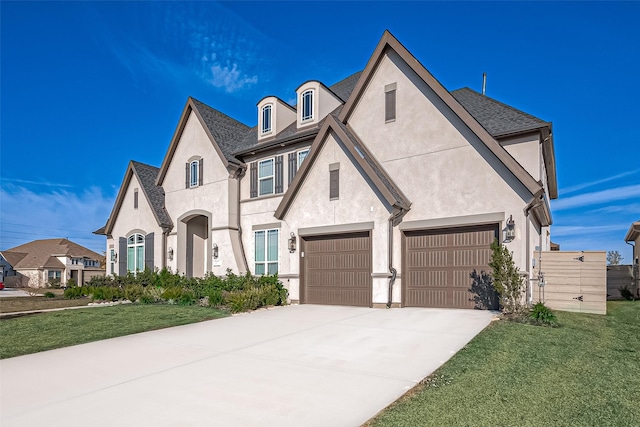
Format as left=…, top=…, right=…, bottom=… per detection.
left=301, top=232, right=372, bottom=307
left=403, top=224, right=498, bottom=309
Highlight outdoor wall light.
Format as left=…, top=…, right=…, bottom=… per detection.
left=288, top=232, right=297, bottom=253
left=213, top=243, right=219, bottom=259
left=167, top=247, right=174, bottom=261
left=505, top=215, right=516, bottom=242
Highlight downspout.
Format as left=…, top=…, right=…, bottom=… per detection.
left=626, top=240, right=637, bottom=298
left=525, top=211, right=531, bottom=305
left=387, top=207, right=405, bottom=308
left=235, top=171, right=249, bottom=273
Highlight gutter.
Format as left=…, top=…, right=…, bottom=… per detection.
left=387, top=207, right=406, bottom=308
left=235, top=170, right=249, bottom=272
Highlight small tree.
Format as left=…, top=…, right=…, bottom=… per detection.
left=488, top=239, right=525, bottom=314
left=607, top=250, right=623, bottom=265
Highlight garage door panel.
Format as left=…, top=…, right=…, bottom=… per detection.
left=302, top=232, right=372, bottom=307
left=404, top=225, right=498, bottom=309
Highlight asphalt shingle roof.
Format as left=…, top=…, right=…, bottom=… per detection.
left=190, top=98, right=252, bottom=162
left=3, top=239, right=101, bottom=269
left=451, top=87, right=548, bottom=137
left=131, top=161, right=173, bottom=229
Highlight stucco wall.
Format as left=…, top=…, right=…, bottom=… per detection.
left=110, top=172, right=164, bottom=271
left=346, top=50, right=539, bottom=275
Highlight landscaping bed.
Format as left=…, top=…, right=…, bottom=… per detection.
left=364, top=300, right=640, bottom=426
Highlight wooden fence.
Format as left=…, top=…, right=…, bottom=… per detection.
left=534, top=251, right=606, bottom=315
left=606, top=265, right=634, bottom=300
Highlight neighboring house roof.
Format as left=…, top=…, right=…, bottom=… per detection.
left=1, top=251, right=28, bottom=268
left=338, top=30, right=548, bottom=205
left=625, top=220, right=640, bottom=242
left=275, top=114, right=411, bottom=220
left=95, top=160, right=173, bottom=236
left=2, top=238, right=101, bottom=270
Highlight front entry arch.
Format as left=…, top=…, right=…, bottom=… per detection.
left=177, top=211, right=212, bottom=278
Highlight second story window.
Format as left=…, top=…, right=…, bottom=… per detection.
left=258, top=159, right=274, bottom=196
left=297, top=149, right=309, bottom=170
left=301, top=90, right=314, bottom=122
left=190, top=161, right=199, bottom=187
left=261, top=104, right=272, bottom=134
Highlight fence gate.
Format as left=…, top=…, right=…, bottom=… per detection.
left=536, top=251, right=606, bottom=315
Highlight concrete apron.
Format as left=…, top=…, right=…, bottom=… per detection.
left=0, top=305, right=494, bottom=427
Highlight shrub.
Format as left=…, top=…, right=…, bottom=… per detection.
left=64, top=286, right=84, bottom=299
left=619, top=285, right=635, bottom=301
left=90, top=286, right=123, bottom=302
left=488, top=239, right=526, bottom=314
left=529, top=302, right=558, bottom=326
left=124, top=284, right=144, bottom=302
left=44, top=291, right=56, bottom=298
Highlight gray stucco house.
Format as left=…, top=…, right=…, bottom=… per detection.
left=95, top=31, right=557, bottom=309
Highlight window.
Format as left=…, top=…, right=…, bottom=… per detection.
left=110, top=249, right=115, bottom=275
left=385, top=83, right=397, bottom=122
left=297, top=149, right=309, bottom=170
left=255, top=229, right=279, bottom=275
left=258, top=159, right=274, bottom=196
left=127, top=233, right=145, bottom=273
left=134, top=188, right=139, bottom=209
left=301, top=90, right=314, bottom=122
left=190, top=160, right=199, bottom=187
left=48, top=270, right=61, bottom=280
left=261, top=104, right=272, bottom=134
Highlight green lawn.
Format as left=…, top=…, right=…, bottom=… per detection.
left=366, top=301, right=640, bottom=426
left=0, top=305, right=227, bottom=359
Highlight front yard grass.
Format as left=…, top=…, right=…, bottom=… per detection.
left=365, top=301, right=640, bottom=426
left=0, top=293, right=90, bottom=314
left=0, top=305, right=227, bottom=359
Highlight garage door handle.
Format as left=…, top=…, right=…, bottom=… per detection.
left=573, top=295, right=583, bottom=301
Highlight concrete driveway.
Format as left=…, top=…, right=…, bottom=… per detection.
left=1, top=305, right=494, bottom=426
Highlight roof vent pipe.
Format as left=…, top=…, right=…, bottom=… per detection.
left=482, top=72, right=487, bottom=96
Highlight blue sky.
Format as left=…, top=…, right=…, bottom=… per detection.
left=1, top=1, right=638, bottom=260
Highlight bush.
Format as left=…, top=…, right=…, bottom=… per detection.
left=619, top=285, right=635, bottom=301
left=89, top=286, right=123, bottom=302
left=489, top=239, right=526, bottom=314
left=44, top=291, right=56, bottom=298
left=64, top=286, right=84, bottom=299
left=529, top=302, right=558, bottom=326
left=124, top=284, right=144, bottom=302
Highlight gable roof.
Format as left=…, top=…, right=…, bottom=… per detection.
left=275, top=114, right=411, bottom=220
left=95, top=160, right=172, bottom=236
left=339, top=30, right=547, bottom=202
left=156, top=97, right=251, bottom=185
left=2, top=239, right=101, bottom=269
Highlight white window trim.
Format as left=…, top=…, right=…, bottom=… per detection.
left=189, top=160, right=199, bottom=188
left=258, top=158, right=275, bottom=196
left=254, top=228, right=279, bottom=275
left=297, top=149, right=309, bottom=170
left=301, top=90, right=314, bottom=122
left=261, top=104, right=273, bottom=135
left=127, top=233, right=145, bottom=273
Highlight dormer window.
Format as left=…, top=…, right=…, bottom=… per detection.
left=301, top=90, right=314, bottom=122
left=261, top=104, right=272, bottom=134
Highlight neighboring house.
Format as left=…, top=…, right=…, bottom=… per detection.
left=0, top=238, right=105, bottom=287
left=95, top=31, right=557, bottom=309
